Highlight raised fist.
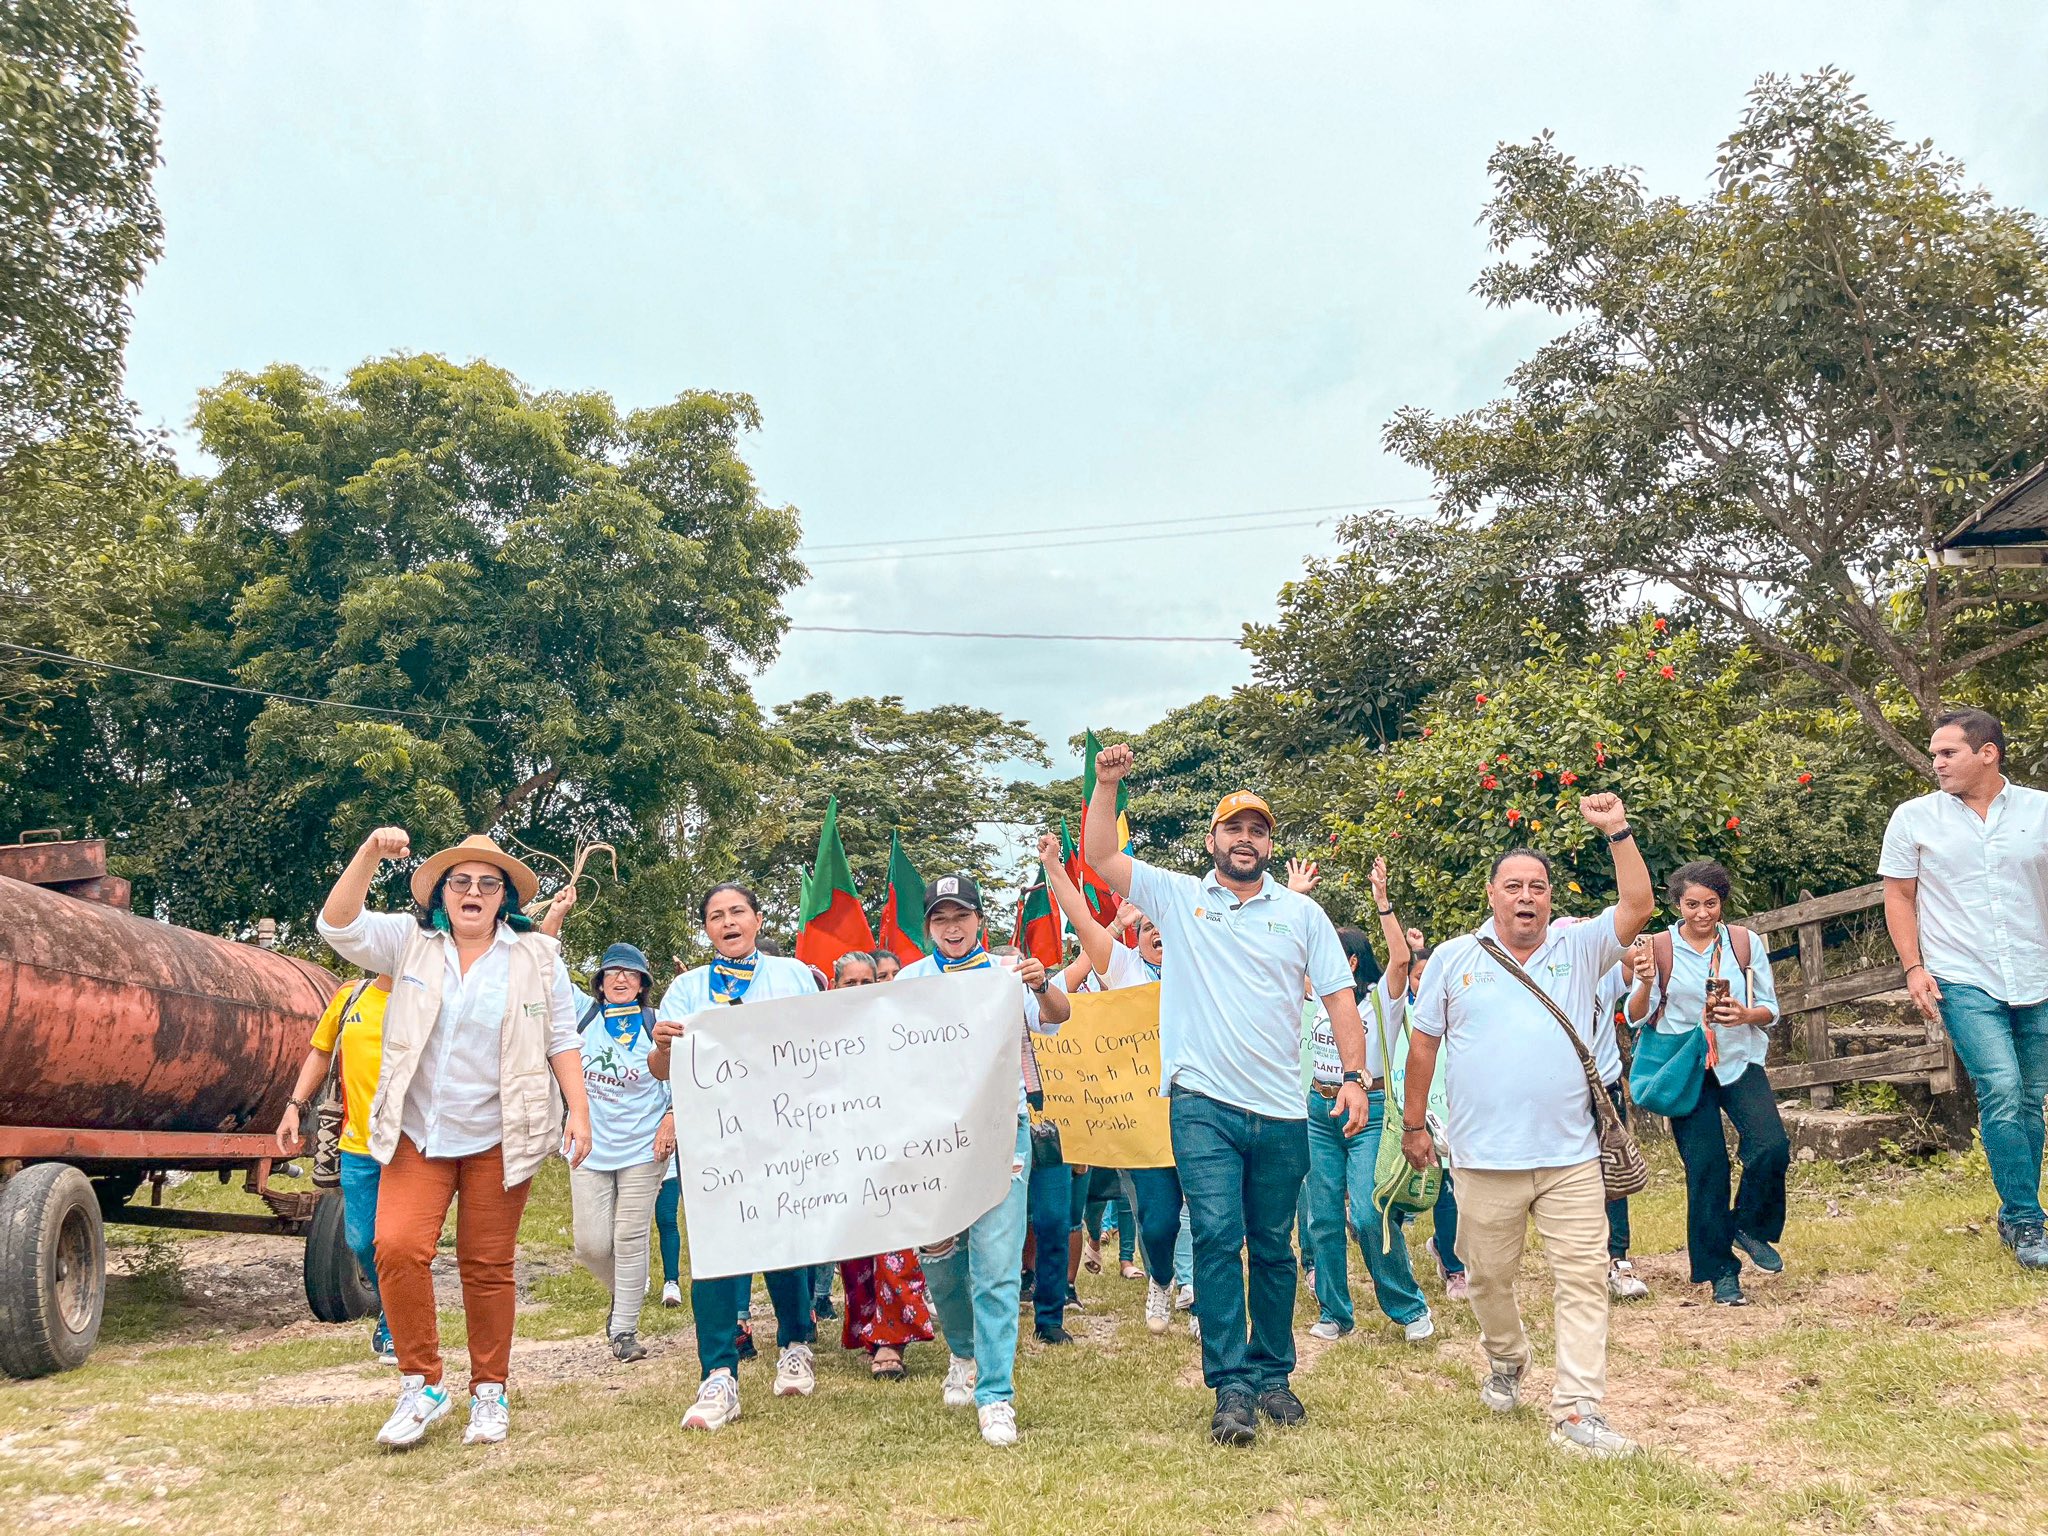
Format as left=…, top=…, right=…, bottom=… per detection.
left=1094, top=742, right=1134, bottom=785
left=362, top=826, right=411, bottom=862
left=1577, top=793, right=1630, bottom=835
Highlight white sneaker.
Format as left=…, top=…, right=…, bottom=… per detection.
left=941, top=1354, right=977, bottom=1408
left=662, top=1281, right=683, bottom=1309
left=773, top=1342, right=816, bottom=1398
left=1307, top=1319, right=1345, bottom=1341
left=1480, top=1358, right=1524, bottom=1413
left=1176, top=1284, right=1195, bottom=1310
left=1608, top=1259, right=1650, bottom=1300
left=375, top=1374, right=452, bottom=1448
left=1551, top=1412, right=1639, bottom=1458
left=463, top=1383, right=508, bottom=1445
left=1144, top=1280, right=1172, bottom=1335
left=1187, top=1313, right=1201, bottom=1341
left=1404, top=1311, right=1437, bottom=1344
left=978, top=1400, right=1018, bottom=1446
left=682, top=1369, right=741, bottom=1431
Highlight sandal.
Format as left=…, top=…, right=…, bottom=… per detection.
left=871, top=1346, right=906, bottom=1379
left=1082, top=1240, right=1102, bottom=1274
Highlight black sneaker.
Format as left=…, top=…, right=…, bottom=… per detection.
left=1733, top=1230, right=1784, bottom=1273
left=1210, top=1389, right=1257, bottom=1447
left=814, top=1297, right=837, bottom=1321
left=1711, top=1274, right=1748, bottom=1307
left=609, top=1331, right=648, bottom=1363
left=1255, top=1386, right=1307, bottom=1426
left=2000, top=1217, right=2048, bottom=1270
left=1035, top=1323, right=1073, bottom=1345
left=734, top=1322, right=757, bottom=1361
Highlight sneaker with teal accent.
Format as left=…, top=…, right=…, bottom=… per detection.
left=464, top=1382, right=509, bottom=1445
left=376, top=1374, right=452, bottom=1448
left=370, top=1316, right=397, bottom=1366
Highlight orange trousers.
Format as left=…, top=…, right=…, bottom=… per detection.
left=374, top=1136, right=533, bottom=1390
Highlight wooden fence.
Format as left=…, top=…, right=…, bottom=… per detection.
left=1747, top=883, right=1957, bottom=1108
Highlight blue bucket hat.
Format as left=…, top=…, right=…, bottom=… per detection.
left=597, top=942, right=653, bottom=984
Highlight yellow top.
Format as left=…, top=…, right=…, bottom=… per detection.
left=309, top=980, right=389, bottom=1157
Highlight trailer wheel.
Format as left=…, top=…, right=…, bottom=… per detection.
left=303, top=1192, right=375, bottom=1324
left=0, top=1164, right=106, bottom=1378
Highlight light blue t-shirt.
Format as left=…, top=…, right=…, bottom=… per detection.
left=1641, top=925, right=1780, bottom=1085
left=656, top=954, right=821, bottom=1019
left=575, top=992, right=670, bottom=1173
left=1127, top=860, right=1353, bottom=1121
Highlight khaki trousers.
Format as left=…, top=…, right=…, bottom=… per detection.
left=1454, top=1158, right=1610, bottom=1421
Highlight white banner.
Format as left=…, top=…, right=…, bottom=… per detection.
left=672, top=968, right=1022, bottom=1279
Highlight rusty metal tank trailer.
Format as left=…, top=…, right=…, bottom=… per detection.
left=0, top=833, right=372, bottom=1376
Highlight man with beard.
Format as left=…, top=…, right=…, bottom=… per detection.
left=1083, top=745, right=1367, bottom=1446
left=1400, top=794, right=1652, bottom=1460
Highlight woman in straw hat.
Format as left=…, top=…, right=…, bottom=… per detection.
left=318, top=826, right=593, bottom=1451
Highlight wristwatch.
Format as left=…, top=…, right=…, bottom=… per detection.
left=1340, top=1070, right=1365, bottom=1086
left=1607, top=826, right=1635, bottom=844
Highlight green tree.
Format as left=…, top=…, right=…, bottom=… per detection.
left=1323, top=619, right=1809, bottom=939
left=1237, top=510, right=1598, bottom=764
left=742, top=692, right=1047, bottom=928
left=1385, top=70, right=2048, bottom=775
left=4, top=354, right=803, bottom=939
left=0, top=0, right=160, bottom=457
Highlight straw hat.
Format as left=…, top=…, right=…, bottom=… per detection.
left=409, top=834, right=540, bottom=909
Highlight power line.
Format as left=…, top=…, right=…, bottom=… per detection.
left=789, top=624, right=1241, bottom=644
left=0, top=641, right=498, bottom=724
left=806, top=515, right=1336, bottom=567
left=800, top=497, right=1431, bottom=554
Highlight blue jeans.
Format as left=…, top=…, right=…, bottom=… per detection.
left=691, top=1266, right=813, bottom=1379
left=1304, top=1088, right=1429, bottom=1329
left=1173, top=1201, right=1193, bottom=1288
left=655, top=1175, right=681, bottom=1285
left=1171, top=1088, right=1310, bottom=1396
left=924, top=1117, right=1033, bottom=1406
left=1127, top=1166, right=1185, bottom=1283
left=1025, top=1158, right=1074, bottom=1332
left=337, top=1150, right=384, bottom=1314
left=1938, top=981, right=2048, bottom=1226
left=1432, top=1178, right=1465, bottom=1275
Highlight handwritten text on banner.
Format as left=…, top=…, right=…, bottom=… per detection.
left=1030, top=983, right=1171, bottom=1167
left=673, top=969, right=1022, bottom=1278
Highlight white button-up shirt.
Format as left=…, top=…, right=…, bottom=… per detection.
left=1127, top=859, right=1353, bottom=1121
left=1410, top=909, right=1625, bottom=1171
left=316, top=910, right=581, bottom=1159
left=1879, top=781, right=2048, bottom=1006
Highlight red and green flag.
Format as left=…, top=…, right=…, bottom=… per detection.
left=875, top=830, right=928, bottom=964
left=1082, top=728, right=1134, bottom=854
left=795, top=796, right=876, bottom=973
left=1060, top=812, right=1124, bottom=934
left=1013, top=877, right=1063, bottom=972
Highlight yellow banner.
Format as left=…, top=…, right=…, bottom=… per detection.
left=1031, top=983, right=1172, bottom=1167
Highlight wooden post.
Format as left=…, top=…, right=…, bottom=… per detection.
left=1795, top=889, right=1832, bottom=1109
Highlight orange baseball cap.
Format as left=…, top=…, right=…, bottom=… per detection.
left=1210, top=791, right=1275, bottom=831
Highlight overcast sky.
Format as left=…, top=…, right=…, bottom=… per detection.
left=123, top=2, right=2048, bottom=784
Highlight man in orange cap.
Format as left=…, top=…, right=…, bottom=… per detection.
left=1083, top=745, right=1369, bottom=1446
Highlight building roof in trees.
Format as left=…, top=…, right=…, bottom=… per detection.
left=1942, top=463, right=2048, bottom=550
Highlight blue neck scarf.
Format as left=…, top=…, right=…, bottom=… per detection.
left=600, top=1001, right=649, bottom=1049
left=935, top=945, right=993, bottom=974
left=710, top=951, right=759, bottom=1004
left=1141, top=956, right=1162, bottom=982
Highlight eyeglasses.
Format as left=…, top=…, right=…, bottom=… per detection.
left=444, top=874, right=506, bottom=895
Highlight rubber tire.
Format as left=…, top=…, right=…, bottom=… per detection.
left=0, top=1163, right=106, bottom=1379
left=303, top=1191, right=375, bottom=1324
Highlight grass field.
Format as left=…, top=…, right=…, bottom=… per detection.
left=2, top=1145, right=2044, bottom=1535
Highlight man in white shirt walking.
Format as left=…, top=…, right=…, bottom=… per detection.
left=1881, top=708, right=2048, bottom=1271
left=1084, top=744, right=1369, bottom=1447
left=1402, top=793, right=1653, bottom=1459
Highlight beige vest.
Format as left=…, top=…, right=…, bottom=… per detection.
left=367, top=924, right=565, bottom=1188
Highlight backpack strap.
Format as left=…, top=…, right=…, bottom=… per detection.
left=1730, top=925, right=1754, bottom=995
left=577, top=997, right=603, bottom=1035
left=1644, top=930, right=1675, bottom=1030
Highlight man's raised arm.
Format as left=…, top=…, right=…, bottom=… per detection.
left=1082, top=742, right=1137, bottom=899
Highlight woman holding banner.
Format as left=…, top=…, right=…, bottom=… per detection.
left=901, top=872, right=1071, bottom=1447
left=1034, top=835, right=1190, bottom=1339
left=650, top=882, right=822, bottom=1432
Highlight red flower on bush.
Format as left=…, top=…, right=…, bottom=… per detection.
left=1530, top=769, right=1543, bottom=782
left=1615, top=668, right=1627, bottom=681
left=1475, top=693, right=1488, bottom=707
left=1647, top=647, right=1658, bottom=659
left=1395, top=789, right=1406, bottom=800
left=1506, top=808, right=1522, bottom=825
left=1560, top=770, right=1578, bottom=786
left=1659, top=665, right=1675, bottom=680
left=1726, top=816, right=1741, bottom=830
left=1328, top=833, right=1339, bottom=845
left=1797, top=772, right=1813, bottom=786
left=1480, top=775, right=1500, bottom=790
left=1421, top=726, right=1434, bottom=737
left=1496, top=754, right=1511, bottom=765
left=1654, top=617, right=1667, bottom=633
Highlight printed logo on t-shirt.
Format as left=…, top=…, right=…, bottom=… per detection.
left=1545, top=960, right=1573, bottom=981
left=1265, top=921, right=1293, bottom=937
left=1193, top=907, right=1224, bottom=923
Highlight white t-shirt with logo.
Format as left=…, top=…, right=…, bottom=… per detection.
left=1309, top=978, right=1404, bottom=1084
left=575, top=994, right=670, bottom=1173
left=1410, top=909, right=1626, bottom=1171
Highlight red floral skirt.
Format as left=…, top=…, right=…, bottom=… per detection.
left=839, top=1250, right=935, bottom=1351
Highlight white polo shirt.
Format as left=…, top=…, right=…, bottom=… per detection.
left=1410, top=908, right=1626, bottom=1171
left=1127, top=858, right=1353, bottom=1121
left=1879, top=781, right=2048, bottom=1006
